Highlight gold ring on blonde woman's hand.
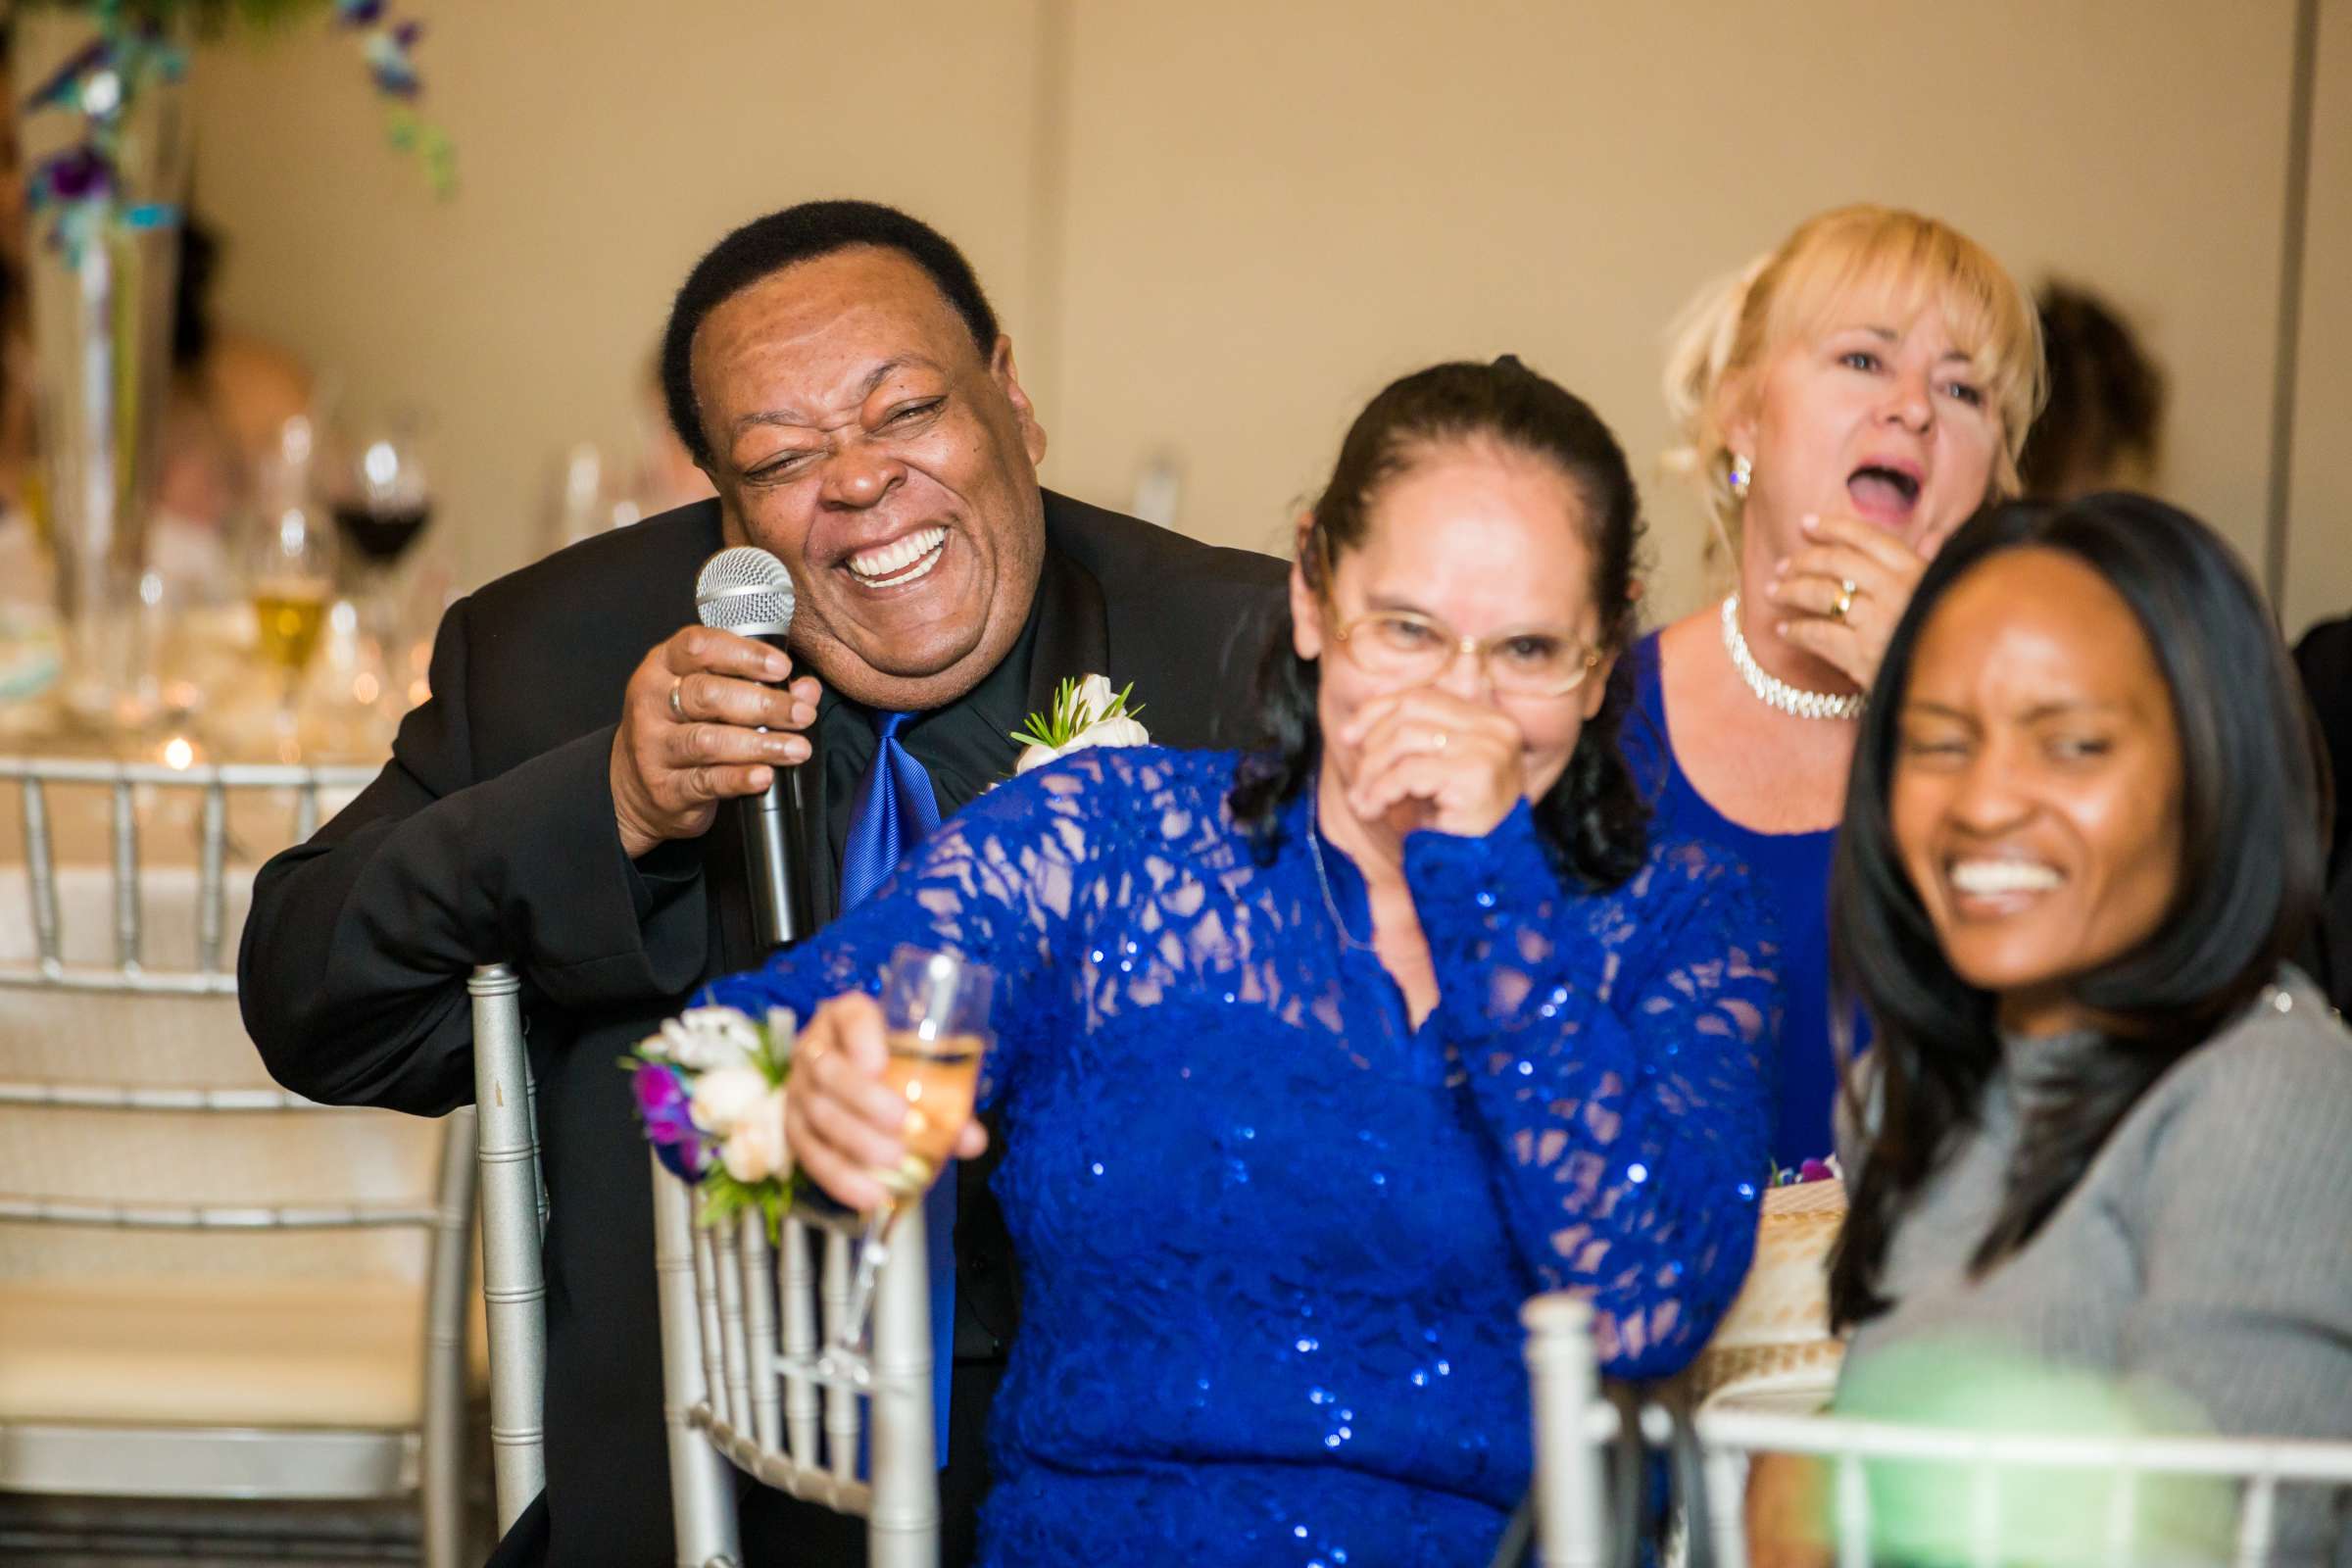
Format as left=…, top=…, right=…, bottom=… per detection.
left=1830, top=579, right=1858, bottom=622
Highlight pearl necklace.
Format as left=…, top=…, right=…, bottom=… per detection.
left=1720, top=594, right=1865, bottom=721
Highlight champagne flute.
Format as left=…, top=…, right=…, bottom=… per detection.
left=819, top=946, right=994, bottom=1377
left=244, top=494, right=337, bottom=761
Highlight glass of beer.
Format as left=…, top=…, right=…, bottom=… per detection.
left=243, top=498, right=338, bottom=760
left=824, top=945, right=994, bottom=1369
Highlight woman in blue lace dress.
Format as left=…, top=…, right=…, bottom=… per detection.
left=707, top=358, right=1782, bottom=1567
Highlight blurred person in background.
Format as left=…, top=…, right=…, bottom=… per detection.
left=0, top=127, right=311, bottom=600
left=2017, top=280, right=2166, bottom=502
left=1632, top=204, right=2044, bottom=1173
left=147, top=216, right=317, bottom=597
left=0, top=24, right=309, bottom=567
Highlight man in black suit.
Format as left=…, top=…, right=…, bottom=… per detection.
left=238, top=201, right=1283, bottom=1565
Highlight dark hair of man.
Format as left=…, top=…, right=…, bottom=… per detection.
left=1227, top=356, right=1650, bottom=892
left=658, top=200, right=1003, bottom=470
left=1826, top=494, right=2330, bottom=1330
left=2018, top=283, right=2166, bottom=497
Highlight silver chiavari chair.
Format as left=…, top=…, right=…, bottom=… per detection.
left=1522, top=1293, right=2352, bottom=1568
left=0, top=756, right=477, bottom=1568
left=468, top=961, right=547, bottom=1543
left=468, top=968, right=940, bottom=1566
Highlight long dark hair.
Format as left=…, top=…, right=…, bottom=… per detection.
left=1227, top=356, right=1649, bottom=890
left=1827, top=494, right=2329, bottom=1329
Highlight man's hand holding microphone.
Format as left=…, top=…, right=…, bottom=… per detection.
left=610, top=627, right=819, bottom=860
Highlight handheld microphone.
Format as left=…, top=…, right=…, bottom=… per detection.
left=696, top=546, right=818, bottom=951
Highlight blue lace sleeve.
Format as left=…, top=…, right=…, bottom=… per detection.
left=1403, top=804, right=1780, bottom=1380
left=697, top=758, right=1112, bottom=1101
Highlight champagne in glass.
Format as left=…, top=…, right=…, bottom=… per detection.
left=241, top=444, right=337, bottom=760
left=251, top=579, right=330, bottom=671
left=873, top=1028, right=986, bottom=1199
left=821, top=947, right=994, bottom=1377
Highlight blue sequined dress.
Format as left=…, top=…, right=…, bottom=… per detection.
left=1621, top=632, right=1850, bottom=1170
left=704, top=747, right=1780, bottom=1568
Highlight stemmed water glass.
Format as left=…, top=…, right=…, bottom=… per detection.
left=817, top=946, right=994, bottom=1379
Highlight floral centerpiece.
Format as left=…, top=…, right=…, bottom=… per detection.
left=22, top=0, right=453, bottom=261
left=13, top=0, right=451, bottom=726
left=628, top=672, right=1153, bottom=1229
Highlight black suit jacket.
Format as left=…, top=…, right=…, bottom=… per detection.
left=238, top=491, right=1284, bottom=1564
left=2293, top=613, right=2352, bottom=1012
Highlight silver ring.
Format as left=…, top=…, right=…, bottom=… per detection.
left=1431, top=728, right=1448, bottom=752
left=668, top=679, right=687, bottom=720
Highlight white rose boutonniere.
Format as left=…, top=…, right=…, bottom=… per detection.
left=1011, top=674, right=1151, bottom=775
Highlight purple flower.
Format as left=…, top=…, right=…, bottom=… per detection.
left=38, top=147, right=114, bottom=203
left=632, top=1060, right=707, bottom=1180
left=337, top=0, right=387, bottom=24
left=1796, top=1158, right=1837, bottom=1185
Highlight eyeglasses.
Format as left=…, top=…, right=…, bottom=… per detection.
left=1324, top=607, right=1601, bottom=698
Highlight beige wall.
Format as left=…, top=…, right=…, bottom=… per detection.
left=2284, top=0, right=2352, bottom=641
left=1043, top=0, right=2301, bottom=616
left=187, top=1, right=1049, bottom=593
left=186, top=1, right=2338, bottom=631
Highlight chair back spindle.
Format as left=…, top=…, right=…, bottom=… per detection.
left=467, top=962, right=546, bottom=1537
left=0, top=757, right=466, bottom=1566
left=472, top=965, right=942, bottom=1564
left=1520, top=1288, right=2352, bottom=1566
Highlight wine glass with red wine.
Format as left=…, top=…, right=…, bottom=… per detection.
left=326, top=415, right=433, bottom=652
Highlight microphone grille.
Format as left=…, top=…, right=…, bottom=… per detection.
left=696, top=546, right=796, bottom=638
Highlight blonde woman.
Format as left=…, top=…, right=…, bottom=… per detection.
left=1623, top=205, right=2043, bottom=1171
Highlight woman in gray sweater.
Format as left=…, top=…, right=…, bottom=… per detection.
left=1815, top=493, right=2352, bottom=1563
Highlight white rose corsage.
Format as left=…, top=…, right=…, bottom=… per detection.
left=1011, top=674, right=1150, bottom=775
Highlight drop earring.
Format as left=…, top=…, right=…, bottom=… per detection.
left=1727, top=453, right=1752, bottom=499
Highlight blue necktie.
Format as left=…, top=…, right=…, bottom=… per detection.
left=838, top=710, right=954, bottom=1468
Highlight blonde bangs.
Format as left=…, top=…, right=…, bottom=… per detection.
left=1743, top=206, right=2045, bottom=487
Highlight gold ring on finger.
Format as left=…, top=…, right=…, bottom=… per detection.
left=668, top=678, right=687, bottom=720
left=1830, top=579, right=1858, bottom=622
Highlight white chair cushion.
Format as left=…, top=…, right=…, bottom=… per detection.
left=0, top=1277, right=437, bottom=1430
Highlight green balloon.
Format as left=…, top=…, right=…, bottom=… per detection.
left=1834, top=1340, right=2233, bottom=1566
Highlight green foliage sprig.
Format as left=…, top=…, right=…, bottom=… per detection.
left=1012, top=675, right=1142, bottom=752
